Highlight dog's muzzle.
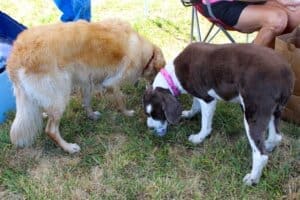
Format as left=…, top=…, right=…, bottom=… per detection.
left=152, top=127, right=167, bottom=137
left=147, top=117, right=167, bottom=137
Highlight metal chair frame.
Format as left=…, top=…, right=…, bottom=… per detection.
left=190, top=6, right=237, bottom=43
left=182, top=0, right=249, bottom=43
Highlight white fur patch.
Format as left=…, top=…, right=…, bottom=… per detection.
left=102, top=58, right=129, bottom=88
left=208, top=89, right=223, bottom=100
left=265, top=115, right=282, bottom=152
left=146, top=104, right=152, bottom=115
left=128, top=34, right=140, bottom=60
left=18, top=68, right=71, bottom=109
left=188, top=98, right=216, bottom=144
left=10, top=85, right=42, bottom=147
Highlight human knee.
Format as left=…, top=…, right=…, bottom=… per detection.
left=264, top=10, right=288, bottom=34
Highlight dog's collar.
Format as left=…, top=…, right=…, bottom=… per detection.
left=160, top=68, right=180, bottom=97
left=142, top=51, right=155, bottom=75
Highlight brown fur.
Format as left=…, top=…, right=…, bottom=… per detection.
left=7, top=19, right=165, bottom=153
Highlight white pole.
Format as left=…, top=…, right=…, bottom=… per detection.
left=144, top=0, right=149, bottom=17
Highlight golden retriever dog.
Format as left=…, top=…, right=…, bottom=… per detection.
left=7, top=19, right=165, bottom=153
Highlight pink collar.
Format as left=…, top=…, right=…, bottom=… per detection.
left=160, top=68, right=180, bottom=97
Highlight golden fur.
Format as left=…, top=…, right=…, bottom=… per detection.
left=7, top=19, right=165, bottom=153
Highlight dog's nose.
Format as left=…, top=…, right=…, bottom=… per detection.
left=154, top=128, right=167, bottom=137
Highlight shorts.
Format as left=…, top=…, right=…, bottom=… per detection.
left=202, top=1, right=265, bottom=27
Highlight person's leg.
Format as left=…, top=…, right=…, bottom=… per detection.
left=72, top=0, right=91, bottom=22
left=285, top=8, right=300, bottom=32
left=202, top=1, right=288, bottom=47
left=54, top=0, right=91, bottom=22
left=265, top=1, right=300, bottom=32
left=235, top=4, right=288, bottom=48
left=53, top=0, right=75, bottom=22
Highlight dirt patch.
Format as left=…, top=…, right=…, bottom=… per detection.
left=29, top=155, right=81, bottom=180
left=8, top=147, right=42, bottom=167
left=26, top=135, right=128, bottom=199
left=282, top=176, right=300, bottom=200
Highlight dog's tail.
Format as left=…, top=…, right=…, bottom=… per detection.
left=10, top=84, right=42, bottom=147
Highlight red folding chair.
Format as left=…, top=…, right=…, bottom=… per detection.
left=181, top=0, right=249, bottom=43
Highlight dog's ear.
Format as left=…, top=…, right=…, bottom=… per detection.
left=161, top=92, right=182, bottom=124
left=153, top=45, right=166, bottom=72
left=143, top=45, right=166, bottom=80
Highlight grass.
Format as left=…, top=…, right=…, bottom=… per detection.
left=0, top=0, right=299, bottom=199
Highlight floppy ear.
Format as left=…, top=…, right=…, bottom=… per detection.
left=153, top=45, right=166, bottom=72
left=143, top=45, right=166, bottom=80
left=161, top=93, right=182, bottom=124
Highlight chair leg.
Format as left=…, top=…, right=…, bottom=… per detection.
left=203, top=23, right=215, bottom=42
left=191, top=7, right=201, bottom=42
left=220, top=26, right=235, bottom=43
left=190, top=6, right=237, bottom=44
left=194, top=8, right=201, bottom=41
left=205, top=25, right=236, bottom=43
left=190, top=6, right=194, bottom=42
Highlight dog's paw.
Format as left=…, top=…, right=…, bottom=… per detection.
left=181, top=110, right=193, bottom=119
left=243, top=173, right=259, bottom=186
left=65, top=143, right=81, bottom=154
left=88, top=111, right=101, bottom=120
left=265, top=134, right=282, bottom=152
left=123, top=109, right=135, bottom=117
left=188, top=134, right=204, bottom=144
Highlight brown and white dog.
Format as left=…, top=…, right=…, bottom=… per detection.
left=7, top=19, right=165, bottom=154
left=143, top=42, right=294, bottom=185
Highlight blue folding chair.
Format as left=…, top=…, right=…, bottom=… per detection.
left=0, top=11, right=26, bottom=123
